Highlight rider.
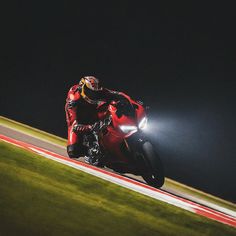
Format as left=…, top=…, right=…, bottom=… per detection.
left=65, top=76, right=128, bottom=165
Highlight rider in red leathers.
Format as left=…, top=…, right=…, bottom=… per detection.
left=65, top=76, right=128, bottom=165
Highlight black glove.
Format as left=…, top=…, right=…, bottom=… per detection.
left=91, top=120, right=104, bottom=132
left=73, top=124, right=92, bottom=133
left=92, top=116, right=112, bottom=132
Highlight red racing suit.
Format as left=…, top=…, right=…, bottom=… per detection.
left=65, top=84, right=127, bottom=158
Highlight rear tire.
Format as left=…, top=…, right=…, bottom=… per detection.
left=139, top=142, right=165, bottom=188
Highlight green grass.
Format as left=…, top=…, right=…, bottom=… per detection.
left=0, top=141, right=236, bottom=236
left=1, top=115, right=235, bottom=212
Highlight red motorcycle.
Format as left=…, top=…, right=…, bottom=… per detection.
left=84, top=94, right=165, bottom=188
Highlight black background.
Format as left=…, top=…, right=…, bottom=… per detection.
left=2, top=2, right=236, bottom=202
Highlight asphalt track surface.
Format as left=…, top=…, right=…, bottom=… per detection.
left=0, top=124, right=236, bottom=227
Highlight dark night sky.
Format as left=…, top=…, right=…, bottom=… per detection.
left=2, top=2, right=236, bottom=202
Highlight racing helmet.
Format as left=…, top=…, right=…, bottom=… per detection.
left=79, top=76, right=103, bottom=104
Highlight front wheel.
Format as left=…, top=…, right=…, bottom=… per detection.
left=138, top=141, right=165, bottom=188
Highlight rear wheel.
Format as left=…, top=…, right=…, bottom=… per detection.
left=137, top=141, right=165, bottom=188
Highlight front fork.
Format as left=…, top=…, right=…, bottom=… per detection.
left=125, top=131, right=147, bottom=152
left=123, top=131, right=149, bottom=173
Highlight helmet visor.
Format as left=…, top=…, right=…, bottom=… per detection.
left=84, top=85, right=104, bottom=101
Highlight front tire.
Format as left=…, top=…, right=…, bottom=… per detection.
left=138, top=141, right=165, bottom=188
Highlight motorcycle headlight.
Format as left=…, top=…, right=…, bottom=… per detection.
left=120, top=125, right=138, bottom=133
left=138, top=117, right=148, bottom=130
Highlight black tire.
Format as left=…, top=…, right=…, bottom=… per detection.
left=139, top=141, right=165, bottom=188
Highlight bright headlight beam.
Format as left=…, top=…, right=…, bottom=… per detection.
left=138, top=117, right=148, bottom=130
left=120, top=125, right=138, bottom=133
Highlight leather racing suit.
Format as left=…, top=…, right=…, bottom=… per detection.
left=65, top=84, right=127, bottom=159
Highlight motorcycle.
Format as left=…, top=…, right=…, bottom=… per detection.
left=83, top=94, right=165, bottom=188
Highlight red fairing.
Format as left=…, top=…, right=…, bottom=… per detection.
left=108, top=96, right=146, bottom=138
left=100, top=96, right=146, bottom=163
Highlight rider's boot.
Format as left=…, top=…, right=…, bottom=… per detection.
left=84, top=140, right=104, bottom=167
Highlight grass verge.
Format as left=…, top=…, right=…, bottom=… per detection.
left=0, top=116, right=66, bottom=146
left=0, top=141, right=236, bottom=236
left=164, top=179, right=236, bottom=212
